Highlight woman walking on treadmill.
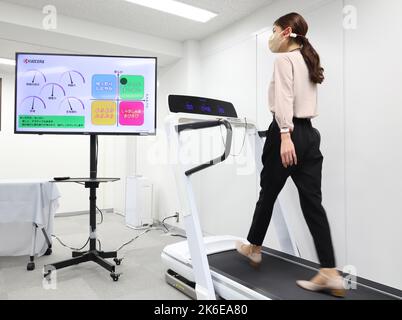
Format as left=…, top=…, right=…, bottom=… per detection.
left=236, top=12, right=345, bottom=298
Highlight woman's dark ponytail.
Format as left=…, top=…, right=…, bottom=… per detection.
left=299, top=36, right=325, bottom=84
left=275, top=12, right=325, bottom=84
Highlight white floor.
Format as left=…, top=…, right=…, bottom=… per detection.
left=0, top=213, right=190, bottom=300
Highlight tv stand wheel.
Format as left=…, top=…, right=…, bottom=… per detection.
left=110, top=272, right=121, bottom=282
left=27, top=262, right=35, bottom=271
left=113, top=258, right=122, bottom=266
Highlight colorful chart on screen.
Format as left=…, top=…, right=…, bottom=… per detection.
left=15, top=53, right=157, bottom=135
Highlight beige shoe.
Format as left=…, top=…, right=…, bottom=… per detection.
left=235, top=241, right=262, bottom=267
left=296, top=271, right=346, bottom=298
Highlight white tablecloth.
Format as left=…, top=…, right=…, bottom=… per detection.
left=0, top=179, right=61, bottom=257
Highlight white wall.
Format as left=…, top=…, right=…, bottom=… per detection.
left=0, top=68, right=128, bottom=213
left=197, top=37, right=258, bottom=239
left=195, top=0, right=346, bottom=259
left=2, top=0, right=400, bottom=289
left=0, top=3, right=183, bottom=214
left=147, top=0, right=402, bottom=289
left=0, top=1, right=182, bottom=65
left=344, top=0, right=402, bottom=288
left=135, top=43, right=193, bottom=224
left=256, top=0, right=346, bottom=266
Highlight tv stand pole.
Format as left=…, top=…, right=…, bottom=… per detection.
left=44, top=135, right=122, bottom=282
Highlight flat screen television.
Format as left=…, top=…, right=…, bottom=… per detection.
left=14, top=53, right=157, bottom=135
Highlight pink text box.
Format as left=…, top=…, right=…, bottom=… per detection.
left=119, top=101, right=144, bottom=126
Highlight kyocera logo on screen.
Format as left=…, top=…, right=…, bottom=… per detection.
left=23, top=58, right=45, bottom=64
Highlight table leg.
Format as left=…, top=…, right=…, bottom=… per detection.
left=27, top=223, right=37, bottom=271
left=41, top=227, right=52, bottom=256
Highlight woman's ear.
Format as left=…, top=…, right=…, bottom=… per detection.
left=282, top=27, right=293, bottom=38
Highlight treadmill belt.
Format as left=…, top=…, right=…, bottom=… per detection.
left=208, top=248, right=402, bottom=300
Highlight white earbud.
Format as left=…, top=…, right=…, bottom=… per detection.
left=290, top=33, right=298, bottom=38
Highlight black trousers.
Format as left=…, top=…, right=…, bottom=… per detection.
left=247, top=117, right=336, bottom=268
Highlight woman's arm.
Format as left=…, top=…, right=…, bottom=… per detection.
left=274, top=55, right=295, bottom=133
left=281, top=132, right=297, bottom=168
left=273, top=55, right=297, bottom=168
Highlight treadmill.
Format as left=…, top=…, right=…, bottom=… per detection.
left=161, top=95, right=402, bottom=300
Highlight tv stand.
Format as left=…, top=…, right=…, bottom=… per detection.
left=44, top=135, right=122, bottom=282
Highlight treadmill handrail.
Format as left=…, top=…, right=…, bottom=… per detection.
left=176, top=120, right=233, bottom=177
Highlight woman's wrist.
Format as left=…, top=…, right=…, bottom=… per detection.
left=281, top=132, right=291, bottom=140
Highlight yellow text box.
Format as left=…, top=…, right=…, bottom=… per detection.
left=91, top=101, right=117, bottom=126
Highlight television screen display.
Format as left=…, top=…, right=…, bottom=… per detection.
left=15, top=53, right=157, bottom=135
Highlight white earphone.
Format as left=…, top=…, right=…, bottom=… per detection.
left=290, top=33, right=298, bottom=38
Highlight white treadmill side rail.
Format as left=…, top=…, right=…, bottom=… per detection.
left=164, top=112, right=298, bottom=300
left=165, top=114, right=216, bottom=300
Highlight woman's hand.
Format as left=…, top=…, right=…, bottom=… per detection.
left=280, top=133, right=297, bottom=168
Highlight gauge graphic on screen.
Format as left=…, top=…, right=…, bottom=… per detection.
left=40, top=83, right=66, bottom=101
left=60, top=70, right=86, bottom=88
left=19, top=96, right=47, bottom=114
left=22, top=69, right=47, bottom=87
left=59, top=97, right=85, bottom=115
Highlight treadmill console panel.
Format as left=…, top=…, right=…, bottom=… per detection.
left=168, top=95, right=238, bottom=118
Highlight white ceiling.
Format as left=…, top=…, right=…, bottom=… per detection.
left=1, top=0, right=274, bottom=41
